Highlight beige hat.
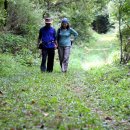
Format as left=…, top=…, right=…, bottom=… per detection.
left=45, top=18, right=53, bottom=23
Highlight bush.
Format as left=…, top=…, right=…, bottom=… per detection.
left=7, top=0, right=42, bottom=37
left=15, top=48, right=39, bottom=66
left=0, top=54, right=24, bottom=77
left=122, top=27, right=130, bottom=39
left=0, top=0, right=7, bottom=28
left=0, top=33, right=27, bottom=54
left=92, top=15, right=111, bottom=34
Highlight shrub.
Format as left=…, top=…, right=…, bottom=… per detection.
left=15, top=48, right=38, bottom=66
left=92, top=15, right=111, bottom=34
left=7, top=0, right=42, bottom=37
left=0, top=33, right=27, bottom=54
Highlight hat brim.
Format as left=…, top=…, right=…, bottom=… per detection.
left=62, top=21, right=68, bottom=24
left=45, top=22, right=52, bottom=23
left=45, top=20, right=53, bottom=23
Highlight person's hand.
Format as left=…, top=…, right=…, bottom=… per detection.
left=54, top=44, right=58, bottom=50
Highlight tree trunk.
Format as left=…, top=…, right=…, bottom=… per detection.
left=4, top=0, right=8, bottom=26
left=119, top=1, right=123, bottom=63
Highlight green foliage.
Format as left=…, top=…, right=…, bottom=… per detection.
left=108, top=0, right=130, bottom=62
left=30, top=0, right=110, bottom=41
left=0, top=0, right=7, bottom=28
left=6, top=0, right=42, bottom=37
left=86, top=64, right=130, bottom=122
left=0, top=54, right=103, bottom=129
left=109, top=1, right=130, bottom=41
left=61, top=0, right=110, bottom=41
left=0, top=0, right=115, bottom=44
left=92, top=15, right=111, bottom=34
left=15, top=48, right=39, bottom=66
left=0, top=32, right=39, bottom=66
left=120, top=0, right=130, bottom=40
left=122, top=26, right=130, bottom=39
left=0, top=10, right=6, bottom=27
left=0, top=33, right=27, bottom=53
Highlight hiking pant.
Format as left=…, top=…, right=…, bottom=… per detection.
left=41, top=48, right=55, bottom=72
left=58, top=46, right=71, bottom=72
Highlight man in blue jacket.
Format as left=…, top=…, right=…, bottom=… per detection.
left=37, top=18, right=57, bottom=72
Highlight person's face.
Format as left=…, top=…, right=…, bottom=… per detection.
left=62, top=22, right=68, bottom=28
left=45, top=23, right=51, bottom=27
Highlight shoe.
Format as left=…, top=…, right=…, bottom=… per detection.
left=47, top=70, right=53, bottom=73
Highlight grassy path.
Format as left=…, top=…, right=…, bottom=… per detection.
left=81, top=33, right=119, bottom=70
left=0, top=65, right=104, bottom=129
left=0, top=33, right=130, bottom=129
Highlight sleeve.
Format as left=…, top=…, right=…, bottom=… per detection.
left=38, top=29, right=42, bottom=40
left=70, top=28, right=78, bottom=39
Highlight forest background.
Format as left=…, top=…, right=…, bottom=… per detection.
left=0, top=0, right=130, bottom=129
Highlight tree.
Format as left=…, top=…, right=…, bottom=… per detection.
left=4, top=0, right=42, bottom=36
left=4, top=0, right=8, bottom=26
left=111, top=0, right=130, bottom=63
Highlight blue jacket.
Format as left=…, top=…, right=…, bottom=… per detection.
left=57, top=28, right=78, bottom=47
left=39, top=26, right=56, bottom=48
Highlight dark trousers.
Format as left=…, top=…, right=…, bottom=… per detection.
left=41, top=48, right=55, bottom=72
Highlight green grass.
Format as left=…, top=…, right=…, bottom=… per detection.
left=0, top=54, right=103, bottom=130
left=84, top=65, right=130, bottom=129
left=0, top=33, right=130, bottom=129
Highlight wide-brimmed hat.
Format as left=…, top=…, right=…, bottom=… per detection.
left=61, top=18, right=69, bottom=23
left=45, top=18, right=53, bottom=23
